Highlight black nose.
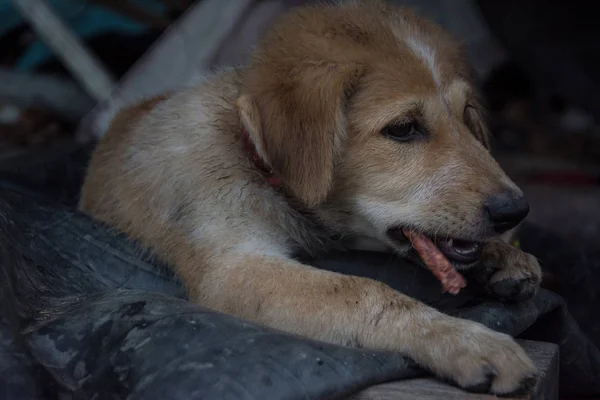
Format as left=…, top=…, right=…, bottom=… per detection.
left=485, top=191, right=529, bottom=233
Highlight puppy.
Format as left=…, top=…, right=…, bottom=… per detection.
left=80, top=0, right=542, bottom=394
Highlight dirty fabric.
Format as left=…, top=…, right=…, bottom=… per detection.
left=0, top=148, right=599, bottom=399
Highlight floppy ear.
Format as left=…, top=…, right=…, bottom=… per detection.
left=464, top=101, right=492, bottom=150
left=239, top=63, right=363, bottom=207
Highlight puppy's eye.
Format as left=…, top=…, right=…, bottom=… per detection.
left=381, top=121, right=423, bottom=142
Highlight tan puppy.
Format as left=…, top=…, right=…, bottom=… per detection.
left=80, top=0, right=542, bottom=394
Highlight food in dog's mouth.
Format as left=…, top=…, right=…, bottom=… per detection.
left=402, top=229, right=467, bottom=294
left=387, top=228, right=482, bottom=294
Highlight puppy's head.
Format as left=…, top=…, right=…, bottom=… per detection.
left=238, top=1, right=527, bottom=265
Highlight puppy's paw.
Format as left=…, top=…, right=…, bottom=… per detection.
left=480, top=241, right=542, bottom=302
left=488, top=267, right=539, bottom=302
left=429, top=318, right=538, bottom=395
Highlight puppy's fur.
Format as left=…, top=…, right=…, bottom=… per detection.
left=81, top=1, right=541, bottom=394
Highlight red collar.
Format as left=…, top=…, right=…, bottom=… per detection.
left=241, top=128, right=281, bottom=187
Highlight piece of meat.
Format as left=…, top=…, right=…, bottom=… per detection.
left=403, top=228, right=467, bottom=295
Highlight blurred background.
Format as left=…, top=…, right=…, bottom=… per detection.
left=1, top=0, right=600, bottom=252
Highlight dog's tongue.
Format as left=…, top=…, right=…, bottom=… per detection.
left=402, top=229, right=467, bottom=295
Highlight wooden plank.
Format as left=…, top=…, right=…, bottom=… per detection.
left=75, top=0, right=254, bottom=142
left=12, top=0, right=116, bottom=102
left=350, top=340, right=558, bottom=400
left=106, top=0, right=253, bottom=106
left=0, top=68, right=94, bottom=122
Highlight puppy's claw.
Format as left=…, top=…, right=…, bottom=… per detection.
left=463, top=368, right=496, bottom=393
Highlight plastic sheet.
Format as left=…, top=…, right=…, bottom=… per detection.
left=0, top=149, right=599, bottom=398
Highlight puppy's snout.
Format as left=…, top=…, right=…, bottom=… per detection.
left=485, top=191, right=529, bottom=233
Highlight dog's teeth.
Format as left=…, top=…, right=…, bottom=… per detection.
left=454, top=242, right=480, bottom=255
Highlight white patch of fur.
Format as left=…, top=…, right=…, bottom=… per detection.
left=354, top=197, right=420, bottom=233
left=405, top=36, right=441, bottom=86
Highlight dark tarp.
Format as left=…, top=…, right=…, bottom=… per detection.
left=0, top=147, right=599, bottom=399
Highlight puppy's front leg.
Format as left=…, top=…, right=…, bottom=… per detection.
left=193, top=253, right=536, bottom=394
left=478, top=239, right=542, bottom=302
